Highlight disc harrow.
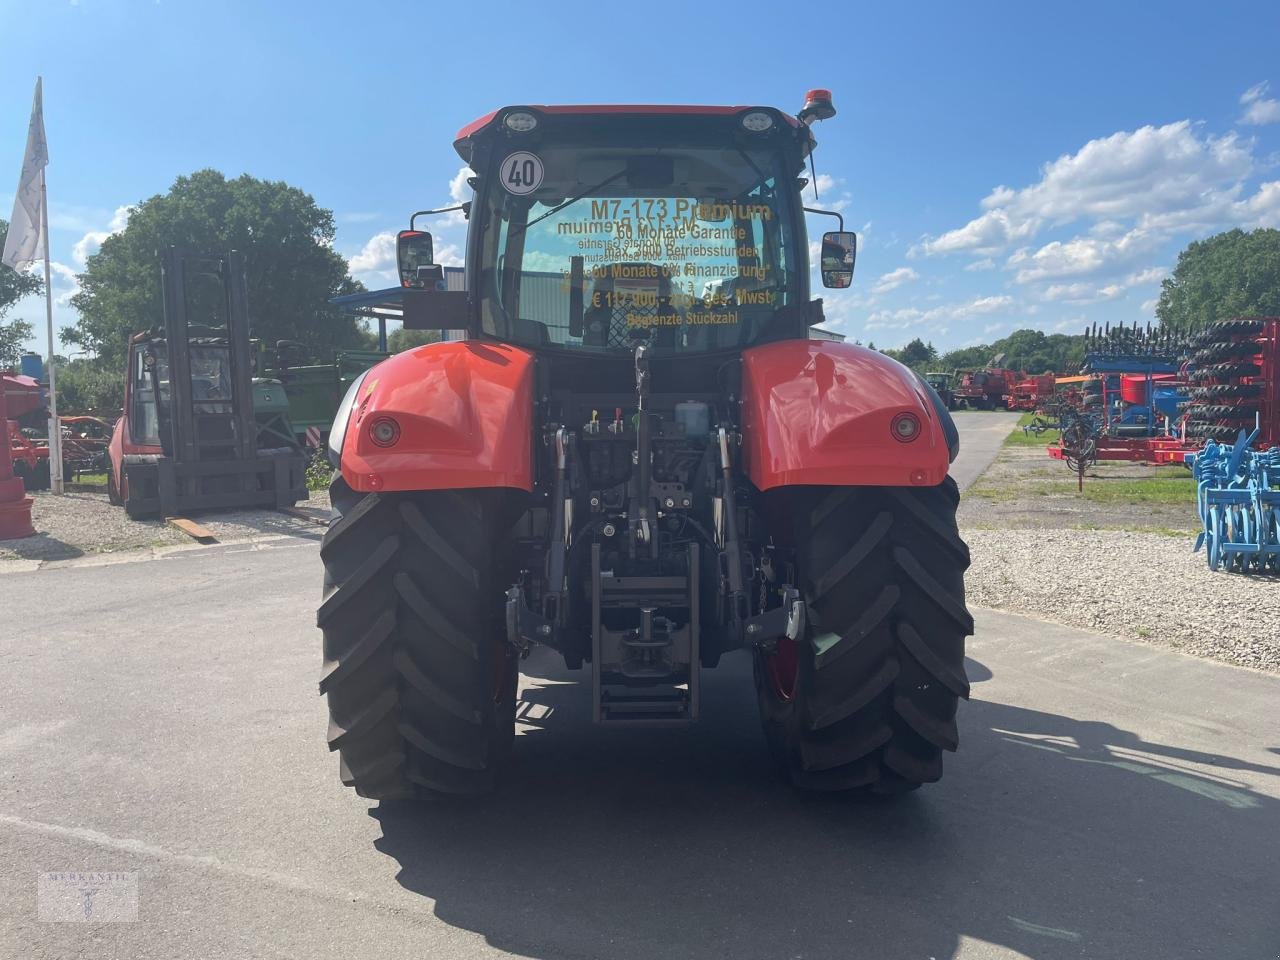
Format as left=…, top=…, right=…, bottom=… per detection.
left=1190, top=430, right=1280, bottom=573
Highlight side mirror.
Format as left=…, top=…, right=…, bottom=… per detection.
left=820, top=231, right=856, bottom=289
left=397, top=229, right=434, bottom=288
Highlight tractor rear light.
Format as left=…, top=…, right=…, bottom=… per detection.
left=741, top=110, right=774, bottom=132
left=503, top=111, right=538, bottom=133
left=891, top=412, right=921, bottom=442
left=369, top=417, right=401, bottom=447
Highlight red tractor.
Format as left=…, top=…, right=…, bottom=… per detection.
left=319, top=93, right=972, bottom=799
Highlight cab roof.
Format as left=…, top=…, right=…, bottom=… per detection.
left=454, top=104, right=801, bottom=159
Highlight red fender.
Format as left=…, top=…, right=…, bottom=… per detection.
left=338, top=340, right=535, bottom=493
left=740, top=340, right=951, bottom=490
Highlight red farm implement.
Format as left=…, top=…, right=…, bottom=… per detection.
left=1006, top=373, right=1056, bottom=411
left=0, top=372, right=42, bottom=538
left=1048, top=318, right=1280, bottom=485
left=954, top=366, right=1022, bottom=409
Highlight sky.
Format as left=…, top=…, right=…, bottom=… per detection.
left=2, top=0, right=1280, bottom=357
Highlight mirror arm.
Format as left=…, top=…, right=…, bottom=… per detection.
left=410, top=206, right=466, bottom=231
left=802, top=207, right=844, bottom=232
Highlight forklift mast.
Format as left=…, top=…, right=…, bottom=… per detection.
left=158, top=248, right=258, bottom=466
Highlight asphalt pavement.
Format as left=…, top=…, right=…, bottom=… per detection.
left=2, top=409, right=1276, bottom=960
left=949, top=409, right=1021, bottom=491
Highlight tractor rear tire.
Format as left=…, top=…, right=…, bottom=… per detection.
left=754, top=478, right=973, bottom=794
left=318, top=475, right=519, bottom=800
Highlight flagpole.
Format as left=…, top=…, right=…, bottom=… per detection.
left=40, top=163, right=62, bottom=495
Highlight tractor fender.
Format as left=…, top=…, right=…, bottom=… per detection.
left=740, top=340, right=955, bottom=491
left=336, top=340, right=535, bottom=493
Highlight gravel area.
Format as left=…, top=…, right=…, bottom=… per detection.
left=962, top=527, right=1280, bottom=673
left=0, top=487, right=331, bottom=566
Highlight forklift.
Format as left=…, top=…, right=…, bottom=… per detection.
left=106, top=248, right=307, bottom=518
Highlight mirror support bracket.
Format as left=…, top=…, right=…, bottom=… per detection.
left=802, top=207, right=844, bottom=232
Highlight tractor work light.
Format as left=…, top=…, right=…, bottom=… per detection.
left=891, top=412, right=921, bottom=442
left=369, top=417, right=401, bottom=447
left=503, top=111, right=539, bottom=133
left=740, top=110, right=774, bottom=132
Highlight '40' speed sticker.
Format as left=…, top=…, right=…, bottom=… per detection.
left=501, top=151, right=544, bottom=195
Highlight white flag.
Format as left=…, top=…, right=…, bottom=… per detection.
left=2, top=78, right=48, bottom=273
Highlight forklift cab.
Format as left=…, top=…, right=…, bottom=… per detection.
left=128, top=337, right=239, bottom=458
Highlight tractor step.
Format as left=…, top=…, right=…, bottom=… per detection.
left=597, top=688, right=692, bottom=726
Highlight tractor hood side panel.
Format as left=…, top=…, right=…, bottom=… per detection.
left=740, top=340, right=952, bottom=490
left=338, top=341, right=535, bottom=493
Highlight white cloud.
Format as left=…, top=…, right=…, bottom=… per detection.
left=803, top=173, right=852, bottom=212
left=1240, top=82, right=1280, bottom=126
left=71, top=205, right=132, bottom=268
left=348, top=231, right=396, bottom=274
left=963, top=295, right=1014, bottom=316
left=871, top=266, right=918, bottom=294
left=964, top=257, right=996, bottom=271
left=348, top=230, right=464, bottom=281
left=433, top=243, right=464, bottom=268
left=49, top=261, right=80, bottom=307
left=865, top=294, right=1013, bottom=332
left=917, top=121, right=1257, bottom=258
left=1240, top=180, right=1280, bottom=227
left=1125, top=266, right=1166, bottom=286
left=437, top=166, right=475, bottom=226
left=1039, top=263, right=1165, bottom=303
left=1042, top=282, right=1095, bottom=302
left=1007, top=227, right=1158, bottom=284
left=1140, top=297, right=1159, bottom=313
left=913, top=208, right=1039, bottom=257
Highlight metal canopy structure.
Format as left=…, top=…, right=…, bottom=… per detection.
left=330, top=268, right=465, bottom=350
left=329, top=286, right=409, bottom=321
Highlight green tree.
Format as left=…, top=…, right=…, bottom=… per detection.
left=55, top=357, right=122, bottom=415
left=1, top=219, right=44, bottom=370
left=1156, top=228, right=1280, bottom=333
left=937, top=344, right=991, bottom=372
left=0, top=317, right=34, bottom=369
left=895, top=337, right=937, bottom=369
left=67, top=170, right=366, bottom=368
left=0, top=219, right=43, bottom=318
left=386, top=326, right=440, bottom=353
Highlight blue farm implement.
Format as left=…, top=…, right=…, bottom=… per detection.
left=1191, top=430, right=1280, bottom=573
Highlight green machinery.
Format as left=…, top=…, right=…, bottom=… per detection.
left=258, top=343, right=386, bottom=446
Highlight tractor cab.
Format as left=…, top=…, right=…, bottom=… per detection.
left=923, top=371, right=956, bottom=410
left=398, top=93, right=855, bottom=354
